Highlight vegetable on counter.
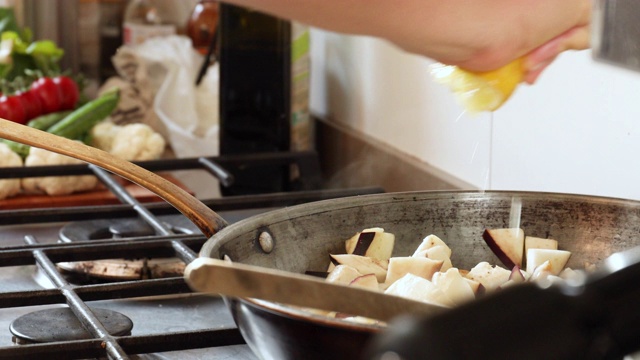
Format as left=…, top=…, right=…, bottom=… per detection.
left=21, top=146, right=98, bottom=196
left=0, top=92, right=25, bottom=124
left=46, top=88, right=118, bottom=140
left=1, top=110, right=72, bottom=158
left=0, top=75, right=81, bottom=124
left=0, top=8, right=168, bottom=201
left=0, top=8, right=82, bottom=125
left=29, top=76, right=64, bottom=115
left=90, top=121, right=166, bottom=162
left=52, top=75, right=80, bottom=110
left=26, top=110, right=73, bottom=130
left=0, top=8, right=64, bottom=81
left=0, top=142, right=22, bottom=199
left=15, top=87, right=43, bottom=121
left=0, top=87, right=169, bottom=201
left=30, top=75, right=80, bottom=115
left=3, top=88, right=120, bottom=158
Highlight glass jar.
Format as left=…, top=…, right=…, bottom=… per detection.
left=122, top=0, right=189, bottom=45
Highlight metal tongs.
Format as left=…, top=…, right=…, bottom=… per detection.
left=367, top=247, right=640, bottom=360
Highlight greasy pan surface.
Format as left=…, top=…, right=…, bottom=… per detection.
left=200, top=190, right=640, bottom=360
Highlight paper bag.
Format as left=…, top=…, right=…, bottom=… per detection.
left=105, top=35, right=219, bottom=158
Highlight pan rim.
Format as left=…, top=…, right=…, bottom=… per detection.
left=200, top=189, right=640, bottom=258
left=198, top=189, right=640, bottom=329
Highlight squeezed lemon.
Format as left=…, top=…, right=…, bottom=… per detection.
left=430, top=58, right=524, bottom=113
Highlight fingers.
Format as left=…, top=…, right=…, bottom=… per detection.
left=523, top=59, right=555, bottom=84
left=560, top=26, right=591, bottom=51
left=523, top=25, right=590, bottom=84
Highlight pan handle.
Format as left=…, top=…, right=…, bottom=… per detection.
left=0, top=118, right=227, bottom=237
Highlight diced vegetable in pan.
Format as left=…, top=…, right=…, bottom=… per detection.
left=312, top=227, right=578, bottom=324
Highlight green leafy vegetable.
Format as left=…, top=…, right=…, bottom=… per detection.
left=0, top=8, right=64, bottom=80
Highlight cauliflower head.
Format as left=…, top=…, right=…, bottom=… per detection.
left=90, top=120, right=121, bottom=152
left=91, top=121, right=166, bottom=161
left=0, top=142, right=23, bottom=199
left=22, top=146, right=98, bottom=196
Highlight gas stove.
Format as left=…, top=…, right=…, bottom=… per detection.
left=0, top=151, right=383, bottom=359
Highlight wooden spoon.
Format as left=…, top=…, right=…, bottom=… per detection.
left=0, top=119, right=226, bottom=237
left=0, top=119, right=447, bottom=322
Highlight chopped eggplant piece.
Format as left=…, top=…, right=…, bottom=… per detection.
left=483, top=228, right=525, bottom=269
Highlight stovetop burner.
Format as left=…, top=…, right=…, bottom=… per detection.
left=0, top=151, right=385, bottom=359
left=58, top=215, right=199, bottom=242
left=55, top=215, right=198, bottom=282
left=10, top=307, right=133, bottom=345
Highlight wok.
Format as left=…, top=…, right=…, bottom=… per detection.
left=4, top=119, right=640, bottom=359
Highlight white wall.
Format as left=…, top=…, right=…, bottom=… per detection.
left=310, top=29, right=640, bottom=201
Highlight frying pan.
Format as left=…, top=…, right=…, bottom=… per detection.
left=4, top=119, right=640, bottom=359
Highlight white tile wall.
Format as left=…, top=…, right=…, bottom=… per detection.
left=310, top=29, right=640, bottom=201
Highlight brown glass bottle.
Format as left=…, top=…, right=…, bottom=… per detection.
left=186, top=0, right=219, bottom=55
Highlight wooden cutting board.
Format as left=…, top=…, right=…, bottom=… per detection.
left=0, top=173, right=193, bottom=210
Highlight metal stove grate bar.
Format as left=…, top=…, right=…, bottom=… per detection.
left=0, top=328, right=246, bottom=360
left=0, top=278, right=191, bottom=309
left=26, top=235, right=131, bottom=359
left=0, top=151, right=384, bottom=359
left=2, top=236, right=193, bottom=359
left=0, top=187, right=384, bottom=226
left=0, top=235, right=206, bottom=266
left=88, top=164, right=198, bottom=264
left=0, top=224, right=231, bottom=356
left=6, top=157, right=212, bottom=358
left=0, top=151, right=324, bottom=190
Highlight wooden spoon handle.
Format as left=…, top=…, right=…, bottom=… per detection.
left=0, top=119, right=227, bottom=237
left=185, top=257, right=446, bottom=322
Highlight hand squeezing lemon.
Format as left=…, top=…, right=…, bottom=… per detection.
left=430, top=58, right=524, bottom=113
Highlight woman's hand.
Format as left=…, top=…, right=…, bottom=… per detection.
left=523, top=25, right=591, bottom=84
left=436, top=0, right=591, bottom=83
left=220, top=0, right=591, bottom=82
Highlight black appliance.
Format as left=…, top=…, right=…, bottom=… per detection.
left=218, top=4, right=296, bottom=196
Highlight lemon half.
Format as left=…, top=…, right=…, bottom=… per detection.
left=430, top=58, right=524, bottom=113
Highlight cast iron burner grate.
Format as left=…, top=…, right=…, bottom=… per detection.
left=52, top=215, right=199, bottom=283
left=0, top=151, right=384, bottom=359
